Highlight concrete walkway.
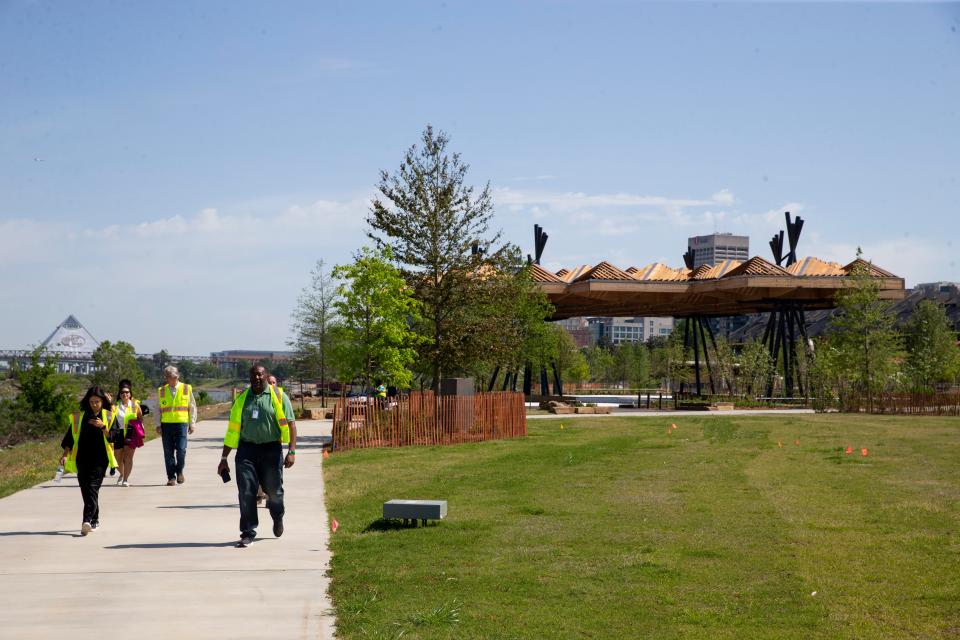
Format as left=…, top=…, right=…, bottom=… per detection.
left=0, top=418, right=335, bottom=640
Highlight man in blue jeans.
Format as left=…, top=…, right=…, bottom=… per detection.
left=218, top=365, right=297, bottom=547
left=156, top=365, right=197, bottom=486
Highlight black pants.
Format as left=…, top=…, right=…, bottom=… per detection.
left=235, top=440, right=284, bottom=537
left=77, top=464, right=106, bottom=525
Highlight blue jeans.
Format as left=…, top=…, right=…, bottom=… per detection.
left=160, top=423, right=188, bottom=480
left=235, top=440, right=284, bottom=537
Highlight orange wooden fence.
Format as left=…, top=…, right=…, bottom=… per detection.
left=331, top=391, right=526, bottom=451
left=843, top=391, right=960, bottom=415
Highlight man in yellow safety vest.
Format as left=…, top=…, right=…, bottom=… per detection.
left=157, top=365, right=197, bottom=486
left=218, top=364, right=297, bottom=547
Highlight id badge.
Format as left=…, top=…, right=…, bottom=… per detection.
left=251, top=408, right=259, bottom=419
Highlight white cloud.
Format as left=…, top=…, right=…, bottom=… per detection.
left=0, top=194, right=373, bottom=353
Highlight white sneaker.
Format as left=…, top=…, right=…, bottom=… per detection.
left=121, top=480, right=129, bottom=487
left=81, top=522, right=92, bottom=536
left=116, top=476, right=122, bottom=485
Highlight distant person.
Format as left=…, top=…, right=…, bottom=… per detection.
left=112, top=379, right=144, bottom=487
left=375, top=380, right=387, bottom=408
left=59, top=386, right=118, bottom=535
left=218, top=365, right=297, bottom=547
left=157, top=365, right=196, bottom=486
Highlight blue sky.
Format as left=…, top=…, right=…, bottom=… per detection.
left=2, top=1, right=958, bottom=354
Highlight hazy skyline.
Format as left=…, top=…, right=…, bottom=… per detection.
left=2, top=1, right=958, bottom=353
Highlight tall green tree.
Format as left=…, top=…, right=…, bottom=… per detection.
left=828, top=252, right=902, bottom=408
left=92, top=340, right=146, bottom=395
left=903, top=299, right=960, bottom=390
left=367, top=125, right=525, bottom=390
left=289, top=259, right=340, bottom=406
left=332, top=247, right=425, bottom=390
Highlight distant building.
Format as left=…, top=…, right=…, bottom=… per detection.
left=555, top=318, right=593, bottom=349
left=586, top=316, right=673, bottom=345
left=915, top=282, right=960, bottom=294
left=687, top=233, right=749, bottom=268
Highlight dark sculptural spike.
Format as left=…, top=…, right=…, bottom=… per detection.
left=769, top=230, right=785, bottom=266
left=533, top=224, right=548, bottom=264
left=784, top=211, right=804, bottom=267
left=683, top=248, right=694, bottom=270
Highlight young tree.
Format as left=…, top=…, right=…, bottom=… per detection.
left=903, top=299, right=960, bottom=390
left=624, top=341, right=651, bottom=390
left=828, top=252, right=901, bottom=409
left=289, top=259, right=340, bottom=407
left=332, top=247, right=425, bottom=390
left=584, top=346, right=615, bottom=386
left=712, top=337, right=736, bottom=395
left=13, top=347, right=75, bottom=417
left=367, top=125, right=524, bottom=390
left=92, top=340, right=146, bottom=394
left=738, top=338, right=773, bottom=398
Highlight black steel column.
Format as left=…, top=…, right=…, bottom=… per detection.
left=692, top=316, right=702, bottom=396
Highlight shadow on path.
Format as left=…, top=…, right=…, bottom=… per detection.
left=105, top=541, right=239, bottom=549
left=0, top=530, right=81, bottom=538
left=156, top=504, right=237, bottom=510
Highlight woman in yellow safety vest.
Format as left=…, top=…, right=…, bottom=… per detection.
left=59, top=386, right=117, bottom=536
left=112, top=379, right=144, bottom=487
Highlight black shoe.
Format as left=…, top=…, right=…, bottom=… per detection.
left=91, top=521, right=100, bottom=531
left=272, top=517, right=284, bottom=538
left=237, top=532, right=255, bottom=548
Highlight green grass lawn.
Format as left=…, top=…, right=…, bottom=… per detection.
left=323, top=414, right=960, bottom=639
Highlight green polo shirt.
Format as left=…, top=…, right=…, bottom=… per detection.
left=239, top=388, right=295, bottom=444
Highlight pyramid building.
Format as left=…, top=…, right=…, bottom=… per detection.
left=37, top=315, right=101, bottom=373
left=41, top=315, right=100, bottom=355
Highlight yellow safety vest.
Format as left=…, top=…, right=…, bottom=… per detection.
left=158, top=384, right=192, bottom=423
left=117, top=399, right=141, bottom=437
left=224, top=385, right=289, bottom=448
left=64, top=410, right=118, bottom=473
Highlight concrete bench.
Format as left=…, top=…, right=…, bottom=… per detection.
left=383, top=499, right=447, bottom=527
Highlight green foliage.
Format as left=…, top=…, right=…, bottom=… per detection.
left=172, top=359, right=221, bottom=383
left=663, top=330, right=690, bottom=392
left=738, top=338, right=773, bottom=397
left=827, top=253, right=902, bottom=406
left=903, top=299, right=960, bottom=390
left=0, top=347, right=78, bottom=446
left=14, top=347, right=75, bottom=415
left=712, top=337, right=736, bottom=394
left=367, top=125, right=535, bottom=388
left=332, top=246, right=425, bottom=389
left=551, top=326, right=589, bottom=385
left=583, top=345, right=615, bottom=384
left=92, top=340, right=147, bottom=394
